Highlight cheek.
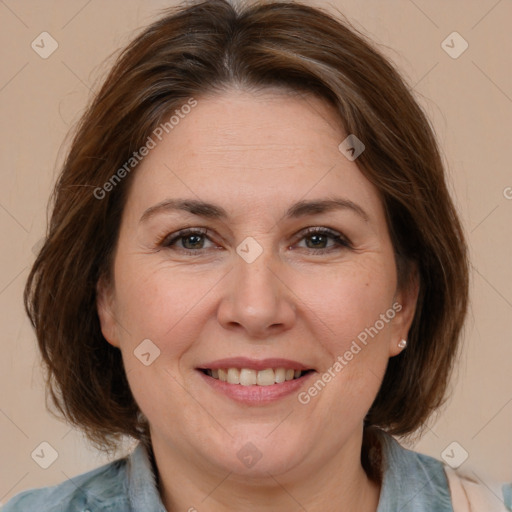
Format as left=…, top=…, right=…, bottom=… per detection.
left=296, top=259, right=397, bottom=421
left=294, top=257, right=396, bottom=355
left=112, top=257, right=222, bottom=353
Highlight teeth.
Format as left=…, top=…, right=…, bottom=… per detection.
left=227, top=368, right=240, bottom=384
left=256, top=369, right=275, bottom=386
left=206, top=367, right=307, bottom=385
left=275, top=368, right=286, bottom=383
left=240, top=368, right=257, bottom=386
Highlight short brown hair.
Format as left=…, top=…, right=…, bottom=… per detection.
left=25, top=0, right=468, bottom=459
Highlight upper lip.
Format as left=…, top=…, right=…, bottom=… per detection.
left=197, top=357, right=314, bottom=371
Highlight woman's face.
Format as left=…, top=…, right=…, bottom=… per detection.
left=97, top=89, right=417, bottom=478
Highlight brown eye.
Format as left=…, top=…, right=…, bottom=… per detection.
left=161, top=228, right=216, bottom=252
left=180, top=233, right=206, bottom=249
left=304, top=233, right=329, bottom=249
left=296, top=227, right=351, bottom=253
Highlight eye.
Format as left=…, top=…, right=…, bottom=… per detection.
left=160, top=228, right=218, bottom=253
left=294, top=227, right=352, bottom=253
left=158, top=226, right=352, bottom=255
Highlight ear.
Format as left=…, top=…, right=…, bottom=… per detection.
left=96, top=274, right=120, bottom=348
left=388, top=262, right=420, bottom=357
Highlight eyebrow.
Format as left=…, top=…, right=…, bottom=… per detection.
left=139, top=197, right=369, bottom=223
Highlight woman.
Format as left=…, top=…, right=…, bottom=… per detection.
left=4, top=0, right=511, bottom=510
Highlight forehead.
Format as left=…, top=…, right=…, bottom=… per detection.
left=126, top=88, right=384, bottom=223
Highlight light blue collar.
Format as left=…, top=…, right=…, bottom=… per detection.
left=127, top=443, right=167, bottom=511
left=376, top=431, right=454, bottom=512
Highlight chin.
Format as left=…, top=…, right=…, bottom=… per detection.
left=207, top=431, right=308, bottom=478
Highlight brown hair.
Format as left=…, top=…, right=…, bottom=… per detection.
left=24, top=0, right=468, bottom=469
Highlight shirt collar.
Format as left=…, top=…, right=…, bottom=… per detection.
left=375, top=430, right=454, bottom=512
left=127, top=442, right=167, bottom=511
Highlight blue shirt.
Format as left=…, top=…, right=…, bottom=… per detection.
left=3, top=431, right=511, bottom=511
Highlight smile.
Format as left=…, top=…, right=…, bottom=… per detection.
left=202, top=368, right=312, bottom=386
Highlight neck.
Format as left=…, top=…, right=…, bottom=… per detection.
left=150, top=431, right=381, bottom=512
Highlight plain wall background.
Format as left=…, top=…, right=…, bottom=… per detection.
left=1, top=0, right=511, bottom=505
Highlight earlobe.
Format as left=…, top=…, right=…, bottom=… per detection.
left=96, top=275, right=120, bottom=348
left=389, top=263, right=420, bottom=357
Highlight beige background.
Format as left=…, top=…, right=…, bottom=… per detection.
left=1, top=0, right=511, bottom=505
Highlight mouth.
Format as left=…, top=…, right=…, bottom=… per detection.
left=196, top=358, right=316, bottom=404
left=199, top=367, right=314, bottom=386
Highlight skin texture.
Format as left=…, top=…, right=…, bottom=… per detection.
left=97, top=88, right=419, bottom=512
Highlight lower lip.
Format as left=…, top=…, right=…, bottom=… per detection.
left=197, top=370, right=315, bottom=405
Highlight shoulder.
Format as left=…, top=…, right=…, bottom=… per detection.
left=373, top=429, right=511, bottom=511
left=1, top=455, right=130, bottom=512
left=444, top=465, right=512, bottom=512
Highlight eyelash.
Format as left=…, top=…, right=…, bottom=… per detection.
left=158, top=226, right=352, bottom=255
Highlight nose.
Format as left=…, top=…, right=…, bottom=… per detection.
left=216, top=247, right=297, bottom=339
